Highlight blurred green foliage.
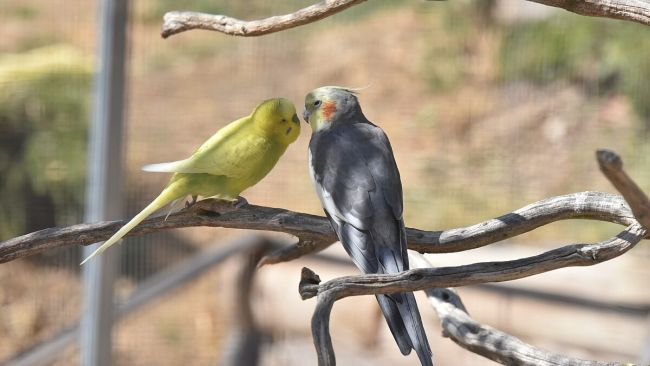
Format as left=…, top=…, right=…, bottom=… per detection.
left=500, top=15, right=650, bottom=125
left=0, top=45, right=91, bottom=239
left=418, top=2, right=476, bottom=91
left=5, top=4, right=39, bottom=20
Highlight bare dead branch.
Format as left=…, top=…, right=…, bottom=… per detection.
left=297, top=148, right=649, bottom=366
left=0, top=191, right=635, bottom=264
left=408, top=252, right=623, bottom=366
left=597, top=149, right=650, bottom=229
left=298, top=222, right=646, bottom=365
left=160, top=0, right=650, bottom=39
left=263, top=190, right=635, bottom=265
left=0, top=200, right=333, bottom=264
left=161, top=0, right=367, bottom=38
left=427, top=288, right=623, bottom=366
left=528, top=0, right=650, bottom=27
left=299, top=223, right=645, bottom=300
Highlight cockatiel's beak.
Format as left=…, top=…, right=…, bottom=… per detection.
left=302, top=109, right=310, bottom=123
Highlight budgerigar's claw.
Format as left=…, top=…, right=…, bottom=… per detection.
left=233, top=196, right=248, bottom=208
left=185, top=195, right=198, bottom=208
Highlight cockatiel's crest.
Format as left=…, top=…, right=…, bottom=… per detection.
left=302, top=85, right=369, bottom=132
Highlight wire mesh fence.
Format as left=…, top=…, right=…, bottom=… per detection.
left=1, top=0, right=649, bottom=365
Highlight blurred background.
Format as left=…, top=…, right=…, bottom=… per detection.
left=1, top=0, right=650, bottom=365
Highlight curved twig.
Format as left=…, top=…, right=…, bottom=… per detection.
left=425, top=288, right=621, bottom=366
left=597, top=149, right=650, bottom=229
left=298, top=222, right=646, bottom=365
left=0, top=191, right=636, bottom=264
left=161, top=0, right=367, bottom=38
left=529, top=0, right=650, bottom=27
left=408, top=252, right=624, bottom=366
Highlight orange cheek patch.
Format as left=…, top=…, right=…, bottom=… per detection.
left=322, top=101, right=337, bottom=121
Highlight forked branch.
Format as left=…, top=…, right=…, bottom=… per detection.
left=298, top=222, right=645, bottom=364
left=296, top=149, right=649, bottom=366
left=408, top=252, right=622, bottom=366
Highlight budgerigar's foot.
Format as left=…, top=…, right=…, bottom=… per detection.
left=232, top=196, right=248, bottom=208
left=185, top=195, right=198, bottom=208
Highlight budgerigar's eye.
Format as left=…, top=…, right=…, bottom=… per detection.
left=314, top=100, right=322, bottom=107
left=281, top=118, right=287, bottom=123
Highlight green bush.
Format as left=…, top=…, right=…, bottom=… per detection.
left=500, top=15, right=650, bottom=126
left=0, top=45, right=91, bottom=239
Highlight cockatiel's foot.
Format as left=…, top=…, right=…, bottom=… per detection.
left=185, top=195, right=198, bottom=208
left=232, top=196, right=248, bottom=208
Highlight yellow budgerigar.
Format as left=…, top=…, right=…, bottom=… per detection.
left=81, top=98, right=301, bottom=264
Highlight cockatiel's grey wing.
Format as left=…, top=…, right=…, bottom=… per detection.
left=309, top=122, right=407, bottom=272
left=309, top=122, right=432, bottom=366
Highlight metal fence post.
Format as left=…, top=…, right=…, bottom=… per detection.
left=80, top=0, right=129, bottom=365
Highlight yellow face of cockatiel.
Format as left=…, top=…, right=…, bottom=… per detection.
left=302, top=86, right=358, bottom=132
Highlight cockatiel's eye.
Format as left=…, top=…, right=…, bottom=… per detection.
left=314, top=100, right=322, bottom=107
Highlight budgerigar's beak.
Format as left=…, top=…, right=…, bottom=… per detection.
left=292, top=114, right=300, bottom=125
left=302, top=109, right=310, bottom=123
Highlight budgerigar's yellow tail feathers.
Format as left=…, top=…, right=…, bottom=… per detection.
left=80, top=185, right=183, bottom=265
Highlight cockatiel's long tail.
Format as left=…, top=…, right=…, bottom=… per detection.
left=80, top=180, right=185, bottom=265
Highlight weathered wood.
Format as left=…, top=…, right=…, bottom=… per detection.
left=529, top=0, right=650, bottom=27
left=299, top=223, right=645, bottom=301
left=160, top=0, right=650, bottom=39
left=408, top=252, right=624, bottom=366
left=425, top=287, right=621, bottom=365
left=161, top=0, right=367, bottom=38
left=0, top=200, right=333, bottom=264
left=597, top=149, right=650, bottom=229
left=0, top=191, right=636, bottom=264
left=298, top=222, right=646, bottom=366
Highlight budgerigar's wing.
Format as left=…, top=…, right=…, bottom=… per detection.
left=143, top=116, right=270, bottom=178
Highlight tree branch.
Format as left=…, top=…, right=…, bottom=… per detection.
left=299, top=223, right=645, bottom=301
left=160, top=0, right=650, bottom=39
left=296, top=148, right=649, bottom=366
left=262, top=191, right=636, bottom=265
left=597, top=149, right=650, bottom=229
left=161, top=0, right=367, bottom=38
left=407, top=252, right=623, bottom=366
left=0, top=191, right=636, bottom=264
left=528, top=0, right=650, bottom=27
left=298, top=222, right=646, bottom=365
left=0, top=200, right=333, bottom=264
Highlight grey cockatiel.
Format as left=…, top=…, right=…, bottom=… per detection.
left=303, top=86, right=433, bottom=366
